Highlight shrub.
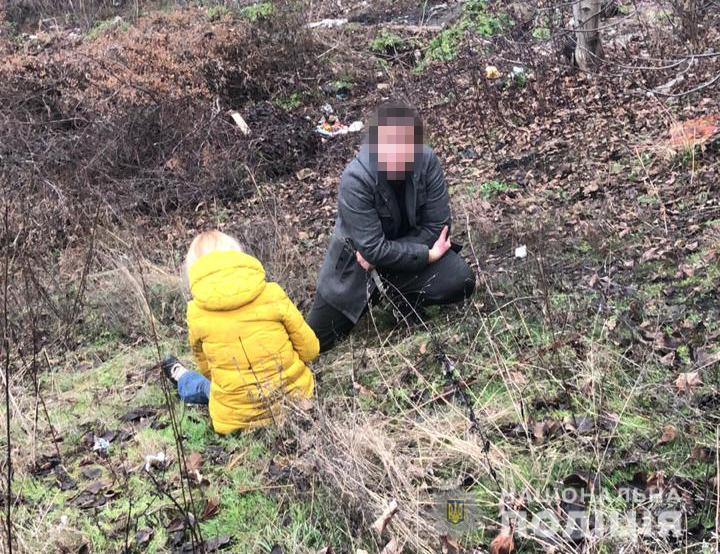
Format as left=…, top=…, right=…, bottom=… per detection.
left=239, top=2, right=274, bottom=22
left=369, top=30, right=405, bottom=54
left=207, top=5, right=233, bottom=22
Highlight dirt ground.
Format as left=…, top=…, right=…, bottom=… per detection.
left=0, top=0, right=719, bottom=553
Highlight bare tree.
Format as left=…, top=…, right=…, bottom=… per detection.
left=573, top=0, right=604, bottom=71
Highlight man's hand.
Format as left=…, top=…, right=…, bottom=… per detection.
left=356, top=251, right=375, bottom=272
left=429, top=225, right=451, bottom=263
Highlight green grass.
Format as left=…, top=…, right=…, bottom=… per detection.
left=239, top=2, right=274, bottom=22
left=274, top=92, right=303, bottom=111
left=532, top=26, right=551, bottom=40
left=369, top=30, right=406, bottom=54
left=86, top=17, right=130, bottom=40
left=479, top=180, right=519, bottom=199
left=415, top=0, right=508, bottom=72
left=207, top=5, right=233, bottom=21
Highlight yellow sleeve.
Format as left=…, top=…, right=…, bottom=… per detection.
left=280, top=290, right=320, bottom=363
left=187, top=303, right=210, bottom=379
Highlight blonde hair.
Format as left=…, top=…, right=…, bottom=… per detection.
left=185, top=230, right=245, bottom=275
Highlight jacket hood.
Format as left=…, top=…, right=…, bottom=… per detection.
left=189, top=250, right=266, bottom=311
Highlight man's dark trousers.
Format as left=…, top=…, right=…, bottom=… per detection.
left=307, top=250, right=475, bottom=352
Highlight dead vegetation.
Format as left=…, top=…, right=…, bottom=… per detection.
left=1, top=0, right=719, bottom=552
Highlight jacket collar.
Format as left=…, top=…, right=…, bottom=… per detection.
left=356, top=143, right=420, bottom=227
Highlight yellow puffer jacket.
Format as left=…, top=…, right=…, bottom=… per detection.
left=186, top=250, right=319, bottom=434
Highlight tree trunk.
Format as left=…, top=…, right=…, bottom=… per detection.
left=573, top=0, right=603, bottom=71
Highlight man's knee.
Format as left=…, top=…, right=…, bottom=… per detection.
left=306, top=294, right=355, bottom=353
left=440, top=257, right=475, bottom=303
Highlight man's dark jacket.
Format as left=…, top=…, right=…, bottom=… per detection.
left=315, top=143, right=451, bottom=323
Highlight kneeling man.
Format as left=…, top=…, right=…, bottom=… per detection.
left=308, top=103, right=475, bottom=352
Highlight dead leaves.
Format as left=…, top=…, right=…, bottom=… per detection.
left=353, top=381, right=376, bottom=398
left=690, top=446, right=716, bottom=463
left=489, top=526, right=515, bottom=554
left=120, top=405, right=157, bottom=423
left=134, top=528, right=154, bottom=549
left=667, top=115, right=719, bottom=152
left=675, top=371, right=703, bottom=393
left=71, top=480, right=117, bottom=509
left=532, top=420, right=563, bottom=444
left=439, top=534, right=461, bottom=554
left=505, top=415, right=602, bottom=444
left=563, top=415, right=595, bottom=436
left=379, top=538, right=404, bottom=554
left=695, top=348, right=720, bottom=370
left=54, top=465, right=77, bottom=491
left=372, top=499, right=399, bottom=536
left=657, top=424, right=678, bottom=446
left=186, top=451, right=210, bottom=486
left=186, top=451, right=203, bottom=472
left=201, top=496, right=221, bottom=521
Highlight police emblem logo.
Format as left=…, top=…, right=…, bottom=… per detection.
left=446, top=498, right=465, bottom=525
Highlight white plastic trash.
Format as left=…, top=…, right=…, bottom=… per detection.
left=228, top=111, right=251, bottom=136
left=515, top=245, right=527, bottom=258
left=92, top=436, right=110, bottom=454
left=307, top=18, right=348, bottom=29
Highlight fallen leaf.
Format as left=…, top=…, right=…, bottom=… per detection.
left=675, top=371, right=703, bottom=393
left=135, top=528, right=153, bottom=548
left=296, top=168, right=315, bottom=181
left=532, top=420, right=562, bottom=444
left=646, top=471, right=665, bottom=493
left=379, top=538, right=403, bottom=554
left=506, top=371, right=526, bottom=385
left=120, top=405, right=157, bottom=422
left=690, top=446, right=715, bottom=463
left=440, top=534, right=461, bottom=554
left=80, top=466, right=102, bottom=480
left=179, top=536, right=231, bottom=553
left=489, top=526, right=515, bottom=554
left=85, top=481, right=107, bottom=495
left=563, top=415, right=594, bottom=435
left=668, top=115, right=719, bottom=151
left=657, top=425, right=677, bottom=446
left=166, top=516, right=187, bottom=534
left=31, top=454, right=61, bottom=477
left=54, top=465, right=77, bottom=491
left=353, top=382, right=376, bottom=398
left=186, top=452, right=203, bottom=472
left=695, top=348, right=720, bottom=369
left=201, top=496, right=220, bottom=520
left=659, top=351, right=675, bottom=367
left=205, top=536, right=232, bottom=552
left=372, top=499, right=399, bottom=536
left=191, top=469, right=211, bottom=487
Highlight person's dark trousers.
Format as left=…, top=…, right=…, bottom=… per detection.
left=307, top=250, right=475, bottom=352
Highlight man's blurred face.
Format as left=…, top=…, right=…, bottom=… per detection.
left=376, top=123, right=417, bottom=179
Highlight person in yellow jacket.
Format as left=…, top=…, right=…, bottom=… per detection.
left=161, top=230, right=319, bottom=434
